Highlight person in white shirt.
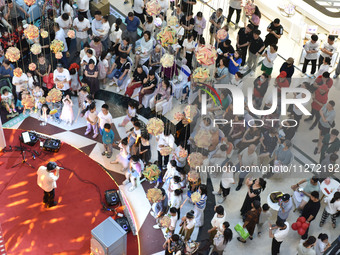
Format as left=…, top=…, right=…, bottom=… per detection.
left=315, top=57, right=331, bottom=79
left=109, top=18, right=123, bottom=49
left=182, top=33, right=196, bottom=69
left=53, top=62, right=71, bottom=94
left=61, top=0, right=73, bottom=19
left=269, top=218, right=290, bottom=255
left=12, top=72, right=28, bottom=96
left=168, top=207, right=178, bottom=235
left=81, top=49, right=97, bottom=72
left=80, top=43, right=96, bottom=62
left=92, top=11, right=103, bottom=38
left=97, top=103, right=113, bottom=134
left=157, top=129, right=175, bottom=169
left=37, top=162, right=60, bottom=208
left=56, top=13, right=72, bottom=51
left=319, top=191, right=340, bottom=228
left=133, top=0, right=145, bottom=24
left=231, top=72, right=244, bottom=91
left=159, top=0, right=169, bottom=19
left=208, top=205, right=226, bottom=241
left=77, top=0, right=90, bottom=18
left=178, top=210, right=195, bottom=241
left=212, top=162, right=235, bottom=204
left=135, top=31, right=153, bottom=65
left=97, top=15, right=111, bottom=51
left=319, top=35, right=336, bottom=69
left=54, top=23, right=69, bottom=67
left=261, top=44, right=278, bottom=78
left=302, top=34, right=320, bottom=78
left=73, top=14, right=91, bottom=53
left=315, top=233, right=331, bottom=255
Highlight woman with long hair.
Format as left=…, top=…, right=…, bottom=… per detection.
left=250, top=5, right=261, bottom=30
left=319, top=191, right=340, bottom=229
left=149, top=78, right=172, bottom=114
left=213, top=223, right=233, bottom=252
left=240, top=177, right=266, bottom=217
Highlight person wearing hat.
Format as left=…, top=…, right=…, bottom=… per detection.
left=37, top=162, right=60, bottom=208
left=179, top=210, right=196, bottom=241
left=280, top=57, right=295, bottom=80
left=274, top=71, right=289, bottom=98
left=278, top=194, right=293, bottom=221
left=269, top=218, right=290, bottom=255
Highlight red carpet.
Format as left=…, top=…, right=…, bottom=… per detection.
left=0, top=129, right=138, bottom=255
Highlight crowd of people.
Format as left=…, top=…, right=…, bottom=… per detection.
left=0, top=0, right=339, bottom=254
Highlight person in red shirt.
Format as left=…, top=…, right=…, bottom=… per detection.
left=253, top=73, right=269, bottom=109
left=304, top=84, right=328, bottom=130
left=312, top=72, right=333, bottom=91
left=274, top=71, right=289, bottom=98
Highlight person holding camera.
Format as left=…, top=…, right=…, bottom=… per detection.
left=37, top=162, right=60, bottom=208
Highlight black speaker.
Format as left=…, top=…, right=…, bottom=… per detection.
left=43, top=139, right=61, bottom=152
left=105, top=189, right=120, bottom=206
left=20, top=131, right=38, bottom=146
left=115, top=217, right=131, bottom=233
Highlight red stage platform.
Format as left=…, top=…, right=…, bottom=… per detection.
left=0, top=129, right=139, bottom=255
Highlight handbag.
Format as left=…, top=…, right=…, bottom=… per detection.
left=155, top=93, right=162, bottom=101
left=114, top=69, right=122, bottom=79
left=270, top=191, right=283, bottom=203
left=234, top=223, right=250, bottom=240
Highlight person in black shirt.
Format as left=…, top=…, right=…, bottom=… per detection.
left=181, top=0, right=196, bottom=15
left=236, top=24, right=254, bottom=67
left=138, top=69, right=157, bottom=109
left=279, top=57, right=295, bottom=80
left=247, top=29, right=265, bottom=75
left=125, top=65, right=147, bottom=97
left=264, top=18, right=283, bottom=47
left=216, top=39, right=235, bottom=67
left=301, top=191, right=321, bottom=240
left=180, top=12, right=195, bottom=38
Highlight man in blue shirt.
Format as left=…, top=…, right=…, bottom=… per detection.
left=102, top=123, right=114, bottom=158
left=125, top=12, right=140, bottom=51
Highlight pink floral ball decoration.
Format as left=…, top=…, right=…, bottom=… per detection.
left=187, top=152, right=204, bottom=168
left=147, top=117, right=164, bottom=136
left=160, top=146, right=173, bottom=156
left=41, top=30, right=48, bottom=38
left=195, top=45, right=217, bottom=66
left=194, top=130, right=212, bottom=148
left=5, top=47, right=21, bottom=62
left=67, top=30, right=75, bottom=39
left=178, top=147, right=188, bottom=158
left=13, top=67, right=23, bottom=77
left=24, top=25, right=39, bottom=40
left=24, top=0, right=36, bottom=6
left=30, top=43, right=41, bottom=55
left=146, top=0, right=161, bottom=16
left=174, top=112, right=185, bottom=121
left=217, top=29, right=228, bottom=40
left=55, top=52, right=63, bottom=59
left=160, top=53, right=174, bottom=68
left=28, top=63, right=36, bottom=71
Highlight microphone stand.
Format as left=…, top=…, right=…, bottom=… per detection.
left=11, top=136, right=34, bottom=169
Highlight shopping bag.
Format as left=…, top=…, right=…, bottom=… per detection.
left=234, top=223, right=250, bottom=240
